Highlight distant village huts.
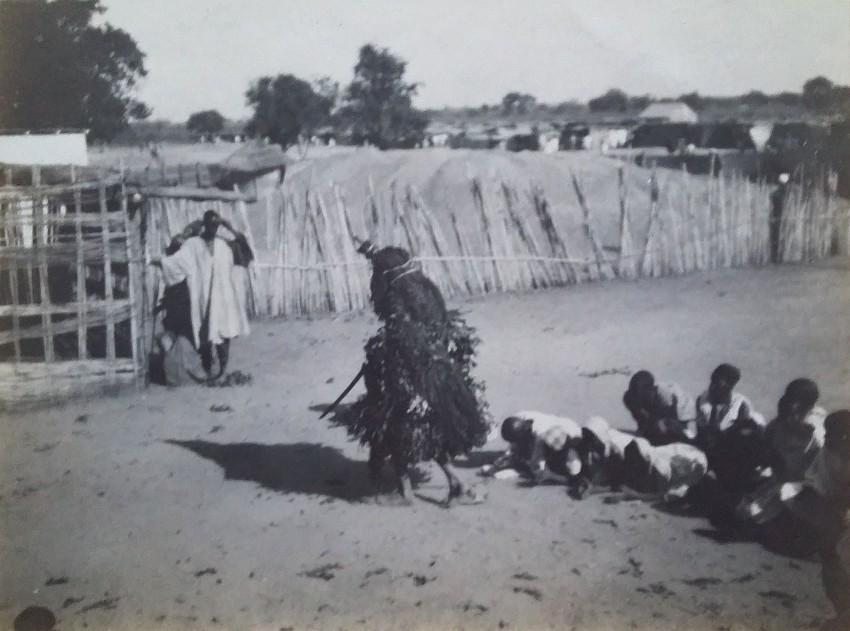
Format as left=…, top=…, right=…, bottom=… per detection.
left=558, top=123, right=591, bottom=151
left=310, top=126, right=337, bottom=146
left=424, top=123, right=455, bottom=148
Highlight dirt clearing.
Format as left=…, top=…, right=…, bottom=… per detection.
left=1, top=262, right=848, bottom=630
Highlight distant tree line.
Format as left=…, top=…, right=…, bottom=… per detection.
left=586, top=76, right=850, bottom=115
left=426, top=77, right=850, bottom=129
left=0, top=0, right=150, bottom=141
left=5, top=1, right=846, bottom=149
left=238, top=44, right=428, bottom=150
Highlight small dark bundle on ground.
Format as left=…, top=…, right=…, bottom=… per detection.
left=208, top=370, right=254, bottom=388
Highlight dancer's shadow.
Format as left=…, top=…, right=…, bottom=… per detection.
left=164, top=439, right=375, bottom=501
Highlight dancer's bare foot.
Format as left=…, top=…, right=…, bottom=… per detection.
left=443, top=483, right=485, bottom=508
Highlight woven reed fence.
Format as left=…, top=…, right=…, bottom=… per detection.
left=0, top=165, right=145, bottom=407
left=246, top=166, right=850, bottom=318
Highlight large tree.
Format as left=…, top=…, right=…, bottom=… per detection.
left=186, top=110, right=225, bottom=136
left=0, top=0, right=149, bottom=141
left=501, top=92, right=536, bottom=116
left=244, top=74, right=332, bottom=148
left=678, top=91, right=705, bottom=112
left=588, top=89, right=629, bottom=113
left=338, top=44, right=428, bottom=149
left=802, top=76, right=835, bottom=112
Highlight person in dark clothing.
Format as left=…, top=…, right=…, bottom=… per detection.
left=784, top=410, right=850, bottom=628
left=337, top=240, right=491, bottom=507
left=736, top=378, right=826, bottom=529
left=691, top=363, right=768, bottom=530
left=623, top=370, right=698, bottom=445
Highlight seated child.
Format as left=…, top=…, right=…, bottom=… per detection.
left=737, top=378, right=826, bottom=527
left=693, top=364, right=768, bottom=525
left=624, top=370, right=698, bottom=445
left=783, top=410, right=850, bottom=627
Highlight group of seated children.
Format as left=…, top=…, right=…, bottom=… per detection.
left=480, top=363, right=850, bottom=627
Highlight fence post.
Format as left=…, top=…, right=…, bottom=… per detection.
left=122, top=180, right=143, bottom=386
left=571, top=170, right=614, bottom=280
left=640, top=171, right=660, bottom=277
left=98, top=176, right=116, bottom=383
left=5, top=165, right=21, bottom=361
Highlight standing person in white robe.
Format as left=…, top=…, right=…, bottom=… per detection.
left=152, top=210, right=250, bottom=380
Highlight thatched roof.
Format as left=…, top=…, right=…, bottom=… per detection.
left=210, top=141, right=291, bottom=189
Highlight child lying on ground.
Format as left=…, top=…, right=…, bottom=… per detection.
left=555, top=416, right=708, bottom=503
left=480, top=411, right=582, bottom=481
left=621, top=437, right=709, bottom=504
left=565, top=416, right=634, bottom=499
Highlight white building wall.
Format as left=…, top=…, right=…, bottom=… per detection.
left=0, top=133, right=88, bottom=165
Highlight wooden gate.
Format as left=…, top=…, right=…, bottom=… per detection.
left=0, top=165, right=145, bottom=408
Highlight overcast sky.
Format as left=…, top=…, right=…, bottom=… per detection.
left=100, top=0, right=850, bottom=121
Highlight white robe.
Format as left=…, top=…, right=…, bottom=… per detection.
left=160, top=236, right=250, bottom=348
left=696, top=390, right=766, bottom=432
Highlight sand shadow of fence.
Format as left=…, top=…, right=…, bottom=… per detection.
left=163, top=439, right=375, bottom=501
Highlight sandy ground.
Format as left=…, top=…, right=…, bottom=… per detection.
left=2, top=262, right=849, bottom=631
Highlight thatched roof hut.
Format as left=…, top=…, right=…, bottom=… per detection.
left=210, top=141, right=291, bottom=190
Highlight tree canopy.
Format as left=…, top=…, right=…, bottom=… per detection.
left=337, top=44, right=428, bottom=149
left=802, top=76, right=837, bottom=112
left=501, top=92, right=537, bottom=116
left=588, top=89, right=629, bottom=113
left=244, top=74, right=333, bottom=148
left=678, top=92, right=705, bottom=112
left=0, top=0, right=149, bottom=141
left=186, top=110, right=225, bottom=136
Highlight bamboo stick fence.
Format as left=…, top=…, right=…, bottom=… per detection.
left=3, top=160, right=846, bottom=408
left=246, top=167, right=850, bottom=318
